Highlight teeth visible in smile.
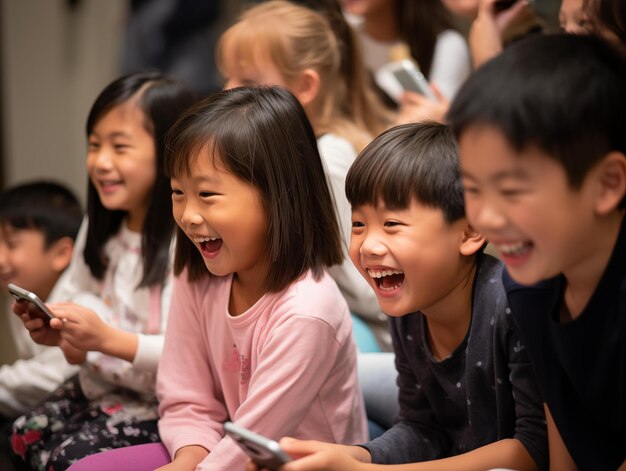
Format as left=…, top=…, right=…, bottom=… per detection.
left=498, top=241, right=530, bottom=256
left=193, top=236, right=219, bottom=243
left=367, top=269, right=404, bottom=278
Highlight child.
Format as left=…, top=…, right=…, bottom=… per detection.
left=447, top=33, right=626, bottom=469
left=0, top=181, right=82, bottom=420
left=10, top=72, right=195, bottom=470
left=559, top=0, right=592, bottom=33
left=583, top=0, right=626, bottom=52
left=468, top=0, right=541, bottom=68
left=340, top=0, right=471, bottom=123
left=270, top=122, right=547, bottom=470
left=218, top=0, right=392, bottom=350
left=0, top=181, right=81, bottom=471
left=68, top=86, right=367, bottom=471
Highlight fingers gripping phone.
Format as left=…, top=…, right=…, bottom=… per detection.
left=389, top=60, right=437, bottom=100
left=7, top=283, right=56, bottom=323
left=224, top=422, right=292, bottom=470
left=375, top=59, right=437, bottom=103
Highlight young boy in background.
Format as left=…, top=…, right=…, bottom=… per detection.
left=0, top=181, right=82, bottom=420
left=271, top=123, right=547, bottom=471
left=448, top=33, right=626, bottom=470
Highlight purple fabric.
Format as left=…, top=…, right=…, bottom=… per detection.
left=67, top=443, right=171, bottom=471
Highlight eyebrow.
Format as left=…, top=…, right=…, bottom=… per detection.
left=172, top=171, right=221, bottom=185
left=110, top=131, right=134, bottom=140
left=461, top=167, right=530, bottom=183
left=89, top=131, right=133, bottom=140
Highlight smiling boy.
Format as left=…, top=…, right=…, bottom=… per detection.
left=448, top=33, right=626, bottom=470
left=0, top=181, right=82, bottom=420
left=271, top=122, right=547, bottom=471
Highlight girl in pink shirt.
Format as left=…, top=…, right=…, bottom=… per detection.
left=69, top=86, right=367, bottom=471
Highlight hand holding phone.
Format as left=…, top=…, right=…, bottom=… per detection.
left=224, top=422, right=292, bottom=470
left=376, top=59, right=437, bottom=103
left=7, top=283, right=56, bottom=323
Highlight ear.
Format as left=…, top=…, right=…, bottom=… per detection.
left=459, top=223, right=486, bottom=257
left=48, top=237, right=75, bottom=273
left=592, top=151, right=626, bottom=215
left=293, top=69, right=320, bottom=107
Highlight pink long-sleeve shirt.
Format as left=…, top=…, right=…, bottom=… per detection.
left=157, top=269, right=368, bottom=470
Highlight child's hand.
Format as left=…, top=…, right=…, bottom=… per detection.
left=470, top=0, right=532, bottom=67
left=275, top=438, right=370, bottom=471
left=48, top=303, right=111, bottom=352
left=12, top=300, right=61, bottom=346
left=59, top=338, right=87, bottom=365
left=396, top=84, right=449, bottom=125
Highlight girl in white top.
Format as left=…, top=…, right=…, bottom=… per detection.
left=218, top=0, right=393, bottom=349
left=341, top=0, right=472, bottom=123
left=10, top=72, right=194, bottom=471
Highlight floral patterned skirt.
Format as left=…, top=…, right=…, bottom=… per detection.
left=10, top=375, right=160, bottom=471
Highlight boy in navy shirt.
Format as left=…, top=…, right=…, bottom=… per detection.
left=448, top=34, right=626, bottom=470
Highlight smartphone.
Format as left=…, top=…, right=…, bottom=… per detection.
left=385, top=60, right=437, bottom=101
left=7, top=283, right=55, bottom=322
left=224, top=422, right=292, bottom=470
left=493, top=0, right=516, bottom=12
left=493, top=0, right=534, bottom=12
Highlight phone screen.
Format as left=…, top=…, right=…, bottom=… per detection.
left=493, top=0, right=520, bottom=12
left=7, top=283, right=55, bottom=322
left=393, top=68, right=429, bottom=95
left=224, top=422, right=292, bottom=471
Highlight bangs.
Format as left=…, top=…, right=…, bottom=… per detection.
left=165, top=128, right=218, bottom=180
left=346, top=123, right=465, bottom=223
left=165, top=92, right=273, bottom=196
left=346, top=144, right=417, bottom=210
left=164, top=107, right=236, bottom=182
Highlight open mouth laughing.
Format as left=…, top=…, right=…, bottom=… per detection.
left=494, top=240, right=533, bottom=264
left=97, top=179, right=124, bottom=194
left=193, top=236, right=223, bottom=258
left=367, top=268, right=405, bottom=292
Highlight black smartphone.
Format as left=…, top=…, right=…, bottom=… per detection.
left=224, top=422, right=292, bottom=470
left=7, top=283, right=56, bottom=323
left=493, top=0, right=518, bottom=12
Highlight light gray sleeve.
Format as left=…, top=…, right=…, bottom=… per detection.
left=428, top=29, right=472, bottom=99
left=0, top=346, right=78, bottom=417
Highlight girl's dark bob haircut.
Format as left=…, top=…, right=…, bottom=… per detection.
left=346, top=122, right=464, bottom=223
left=84, top=72, right=195, bottom=288
left=164, top=86, right=343, bottom=291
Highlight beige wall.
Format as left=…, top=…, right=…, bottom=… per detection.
left=0, top=293, right=17, bottom=364
left=1, top=0, right=125, bottom=200
left=0, top=0, right=125, bottom=363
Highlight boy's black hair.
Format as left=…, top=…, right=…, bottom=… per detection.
left=0, top=180, right=82, bottom=247
left=447, top=34, right=626, bottom=195
left=85, top=71, right=195, bottom=288
left=164, top=86, right=343, bottom=291
left=346, top=122, right=464, bottom=223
